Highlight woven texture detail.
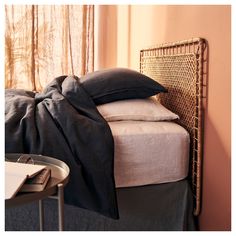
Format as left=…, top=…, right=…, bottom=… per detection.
left=141, top=54, right=197, bottom=134
left=140, top=38, right=206, bottom=216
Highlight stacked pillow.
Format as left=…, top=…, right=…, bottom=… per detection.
left=80, top=68, right=167, bottom=105
left=97, top=98, right=179, bottom=122
left=80, top=68, right=178, bottom=122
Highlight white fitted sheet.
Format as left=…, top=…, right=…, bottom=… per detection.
left=108, top=121, right=190, bottom=188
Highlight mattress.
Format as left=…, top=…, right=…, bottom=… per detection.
left=108, top=121, right=190, bottom=188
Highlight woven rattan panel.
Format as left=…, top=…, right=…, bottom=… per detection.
left=140, top=38, right=206, bottom=216
left=141, top=54, right=198, bottom=134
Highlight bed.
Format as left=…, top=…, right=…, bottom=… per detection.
left=5, top=38, right=207, bottom=231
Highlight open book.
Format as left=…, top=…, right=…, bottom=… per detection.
left=5, top=162, right=50, bottom=199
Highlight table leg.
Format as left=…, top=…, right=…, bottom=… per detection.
left=39, top=199, right=44, bottom=231
left=57, top=183, right=64, bottom=231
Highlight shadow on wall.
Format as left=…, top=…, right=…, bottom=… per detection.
left=200, top=117, right=231, bottom=231
left=161, top=6, right=231, bottom=230
left=201, top=38, right=230, bottom=231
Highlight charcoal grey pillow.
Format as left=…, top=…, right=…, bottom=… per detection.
left=80, top=68, right=167, bottom=105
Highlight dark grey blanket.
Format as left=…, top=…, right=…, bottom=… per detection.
left=5, top=76, right=119, bottom=219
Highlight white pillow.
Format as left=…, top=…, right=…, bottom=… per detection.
left=97, top=98, right=179, bottom=122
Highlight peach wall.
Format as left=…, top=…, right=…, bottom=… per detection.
left=95, top=5, right=231, bottom=231
left=94, top=5, right=118, bottom=70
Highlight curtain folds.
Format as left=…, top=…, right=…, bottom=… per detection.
left=5, top=5, right=94, bottom=91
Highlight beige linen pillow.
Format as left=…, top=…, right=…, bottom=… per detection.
left=97, top=98, right=179, bottom=122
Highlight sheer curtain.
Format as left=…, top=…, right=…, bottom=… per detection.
left=5, top=5, right=94, bottom=91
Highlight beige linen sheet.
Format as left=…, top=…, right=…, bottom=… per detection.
left=108, top=121, right=190, bottom=187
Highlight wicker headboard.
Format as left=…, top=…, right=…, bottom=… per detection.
left=140, top=38, right=207, bottom=216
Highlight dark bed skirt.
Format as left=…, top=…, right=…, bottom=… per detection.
left=5, top=180, right=196, bottom=231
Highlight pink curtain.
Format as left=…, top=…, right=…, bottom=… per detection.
left=5, top=5, right=94, bottom=91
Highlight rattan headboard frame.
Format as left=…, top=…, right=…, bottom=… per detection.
left=140, top=38, right=207, bottom=216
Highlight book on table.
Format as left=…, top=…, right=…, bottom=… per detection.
left=5, top=162, right=51, bottom=199
left=20, top=167, right=51, bottom=192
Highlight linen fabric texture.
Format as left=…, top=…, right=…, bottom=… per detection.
left=97, top=98, right=179, bottom=122
left=80, top=68, right=167, bottom=105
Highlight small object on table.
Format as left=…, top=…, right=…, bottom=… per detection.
left=20, top=167, right=51, bottom=192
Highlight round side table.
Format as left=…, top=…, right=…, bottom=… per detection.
left=5, top=153, right=70, bottom=231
